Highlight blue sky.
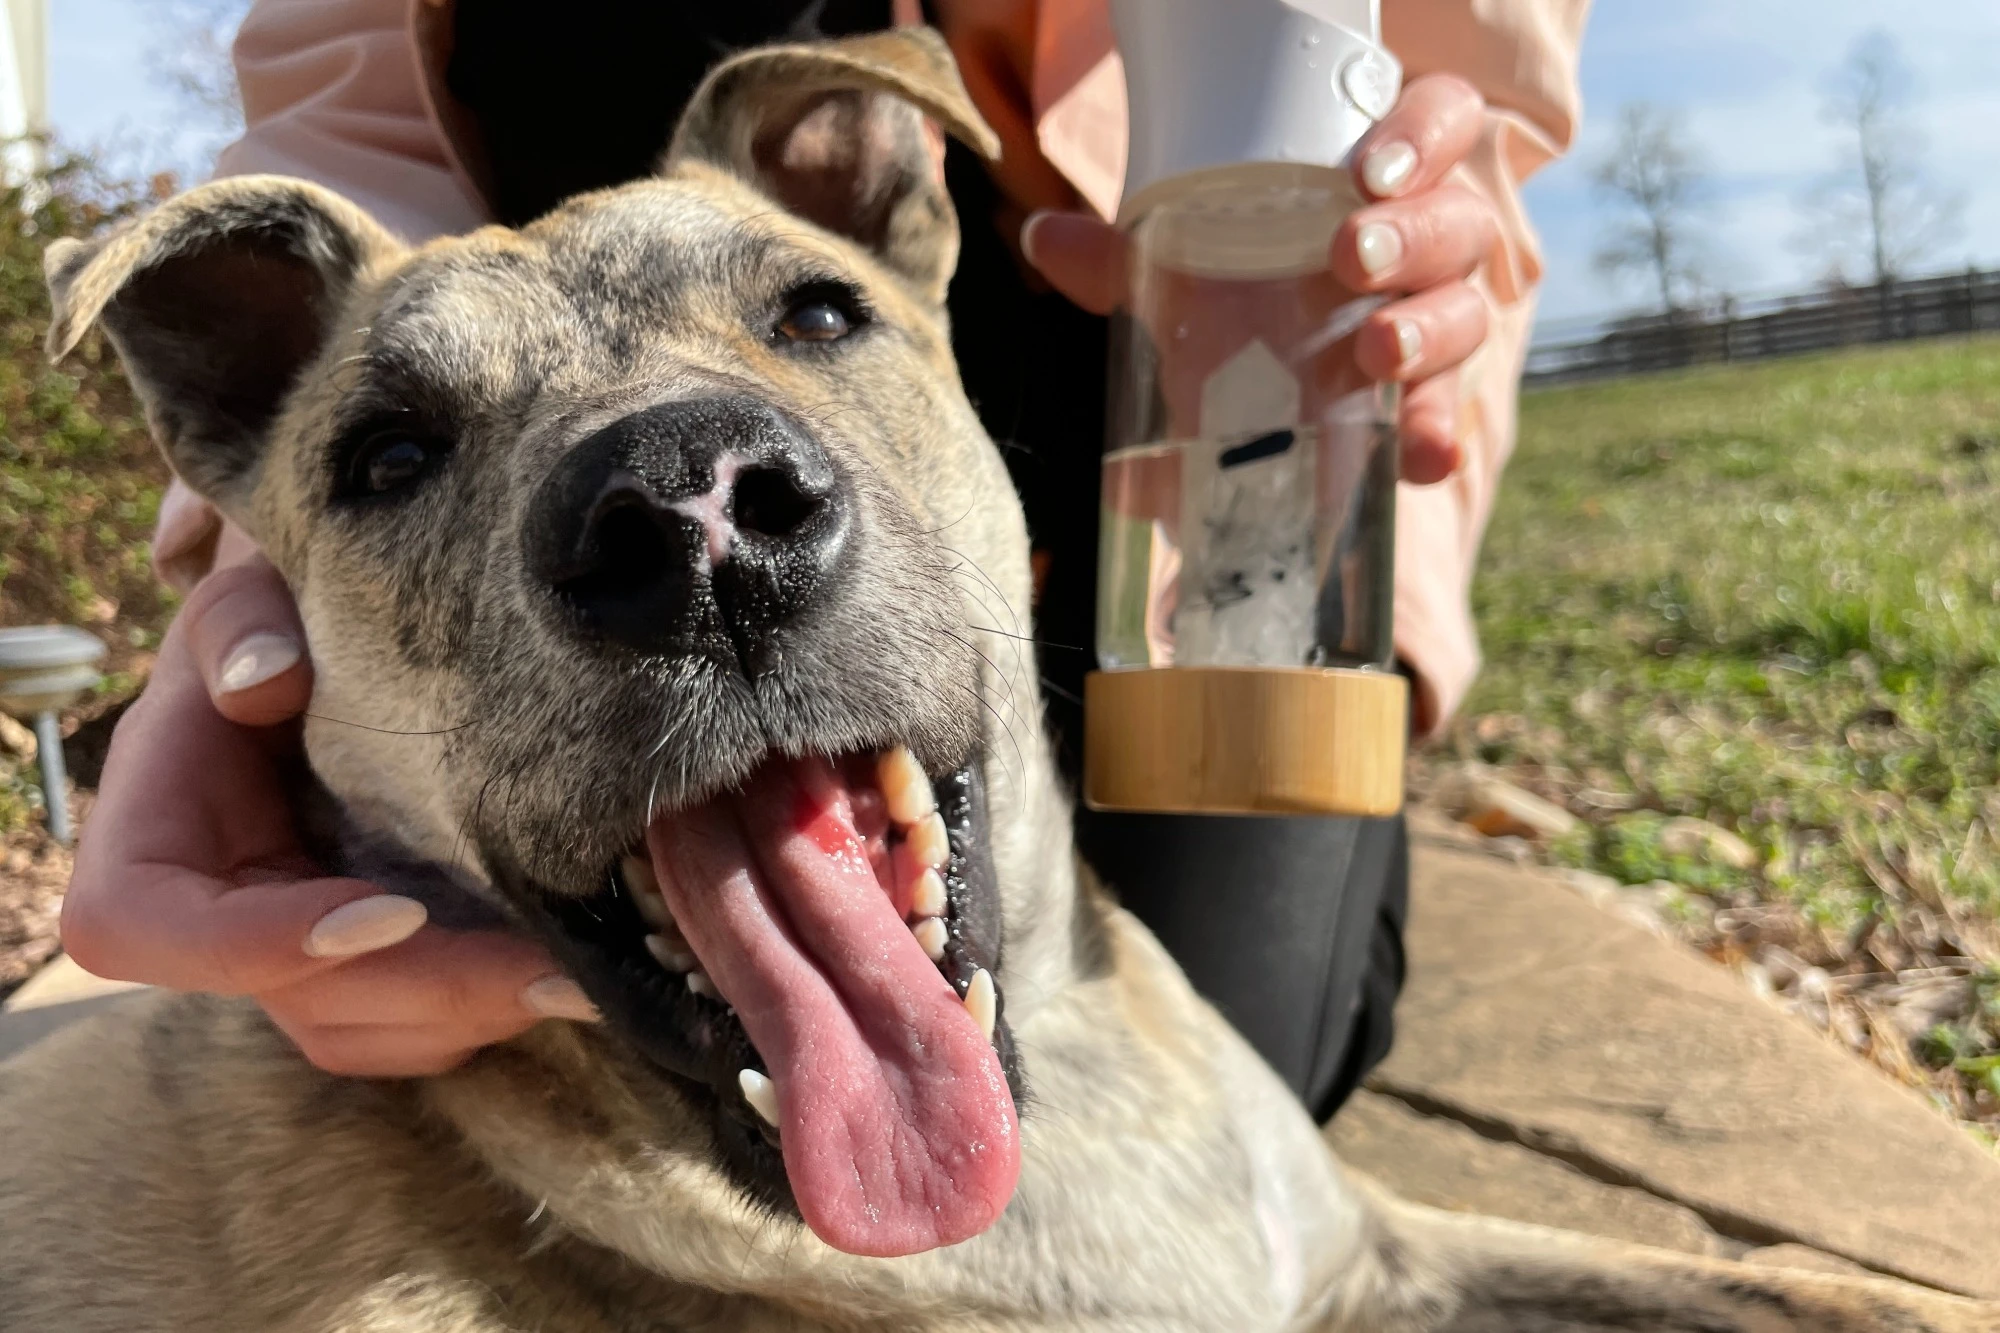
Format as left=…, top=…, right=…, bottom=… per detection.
left=1526, top=1, right=2000, bottom=329
left=44, top=0, right=2000, bottom=332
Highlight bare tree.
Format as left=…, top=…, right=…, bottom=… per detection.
left=1808, top=31, right=1962, bottom=285
left=1590, top=103, right=1710, bottom=316
left=121, top=0, right=253, bottom=179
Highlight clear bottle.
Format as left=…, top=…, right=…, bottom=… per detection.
left=1098, top=168, right=1398, bottom=675
left=1085, top=0, right=1408, bottom=816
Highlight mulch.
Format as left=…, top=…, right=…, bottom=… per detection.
left=0, top=702, right=123, bottom=1004
left=0, top=805, right=78, bottom=1003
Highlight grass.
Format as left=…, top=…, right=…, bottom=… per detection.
left=1461, top=337, right=2000, bottom=1116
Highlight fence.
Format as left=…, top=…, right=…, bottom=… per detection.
left=1525, top=267, right=2000, bottom=386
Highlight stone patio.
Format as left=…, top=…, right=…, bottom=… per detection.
left=1329, top=814, right=2000, bottom=1298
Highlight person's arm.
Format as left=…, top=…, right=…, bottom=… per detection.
left=221, top=0, right=486, bottom=240
left=1384, top=0, right=1592, bottom=735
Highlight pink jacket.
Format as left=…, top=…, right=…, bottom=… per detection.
left=162, top=0, right=1590, bottom=735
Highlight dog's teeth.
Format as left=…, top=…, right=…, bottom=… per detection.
left=622, top=853, right=670, bottom=929
left=909, top=867, right=947, bottom=919
left=738, top=1069, right=780, bottom=1128
left=687, top=969, right=718, bottom=999
left=963, top=967, right=996, bottom=1041
left=644, top=932, right=698, bottom=972
left=912, top=916, right=948, bottom=962
left=878, top=746, right=937, bottom=826
left=908, top=811, right=950, bottom=871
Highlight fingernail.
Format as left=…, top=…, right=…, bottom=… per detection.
left=217, top=632, right=302, bottom=694
left=1355, top=221, right=1404, bottom=278
left=1361, top=140, right=1418, bottom=197
left=304, top=895, right=427, bottom=959
left=1018, top=209, right=1054, bottom=264
left=523, top=975, right=600, bottom=1023
left=1392, top=318, right=1424, bottom=367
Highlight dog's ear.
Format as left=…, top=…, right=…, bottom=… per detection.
left=667, top=27, right=1001, bottom=305
left=45, top=175, right=399, bottom=511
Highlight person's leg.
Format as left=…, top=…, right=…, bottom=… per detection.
left=1076, top=811, right=1406, bottom=1120
left=1322, top=819, right=1408, bottom=1117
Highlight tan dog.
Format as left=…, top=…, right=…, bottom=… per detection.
left=3, top=29, right=1993, bottom=1331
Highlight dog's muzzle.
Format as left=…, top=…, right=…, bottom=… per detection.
left=525, top=394, right=852, bottom=677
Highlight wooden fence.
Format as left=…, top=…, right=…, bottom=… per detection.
left=1525, top=267, right=2000, bottom=386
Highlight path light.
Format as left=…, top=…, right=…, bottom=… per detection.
left=0, top=625, right=106, bottom=846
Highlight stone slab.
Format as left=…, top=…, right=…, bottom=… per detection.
left=1377, top=816, right=2000, bottom=1297
left=0, top=992, right=143, bottom=1065
left=4, top=953, right=146, bottom=1012
left=0, top=955, right=148, bottom=1065
left=1327, top=1088, right=1730, bottom=1258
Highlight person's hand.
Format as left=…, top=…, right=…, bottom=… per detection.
left=1020, top=74, right=1496, bottom=486
left=62, top=553, right=596, bottom=1077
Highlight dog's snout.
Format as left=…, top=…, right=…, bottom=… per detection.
left=527, top=396, right=850, bottom=669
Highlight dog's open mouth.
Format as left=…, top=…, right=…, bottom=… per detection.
left=521, top=748, right=1022, bottom=1257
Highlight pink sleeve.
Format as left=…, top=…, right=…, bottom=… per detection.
left=1385, top=0, right=1592, bottom=736
left=216, top=0, right=484, bottom=241
left=158, top=0, right=488, bottom=589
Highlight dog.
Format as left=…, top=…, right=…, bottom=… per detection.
left=3, top=28, right=1994, bottom=1332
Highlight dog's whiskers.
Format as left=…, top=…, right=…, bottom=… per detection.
left=919, top=502, right=976, bottom=538
left=1039, top=675, right=1084, bottom=707
left=940, top=546, right=1022, bottom=634
left=303, top=712, right=478, bottom=737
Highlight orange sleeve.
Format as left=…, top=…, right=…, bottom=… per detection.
left=216, top=0, right=484, bottom=241
left=1385, top=0, right=1592, bottom=735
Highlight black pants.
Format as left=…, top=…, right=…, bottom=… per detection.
left=1080, top=813, right=1406, bottom=1119
left=450, top=0, right=1408, bottom=1121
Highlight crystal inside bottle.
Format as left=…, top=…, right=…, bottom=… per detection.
left=1098, top=166, right=1399, bottom=676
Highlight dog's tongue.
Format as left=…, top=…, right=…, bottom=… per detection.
left=645, top=756, right=1019, bottom=1257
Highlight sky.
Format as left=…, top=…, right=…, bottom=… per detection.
left=1523, top=0, right=2000, bottom=335
left=41, top=0, right=2000, bottom=336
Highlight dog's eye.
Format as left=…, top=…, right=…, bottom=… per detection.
left=780, top=303, right=851, bottom=342
left=340, top=430, right=450, bottom=500
left=773, top=282, right=868, bottom=346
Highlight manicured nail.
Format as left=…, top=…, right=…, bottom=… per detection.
left=217, top=632, right=301, bottom=694
left=1018, top=209, right=1054, bottom=264
left=1355, top=221, right=1404, bottom=278
left=1392, top=318, right=1424, bottom=367
left=304, top=895, right=427, bottom=958
left=1361, top=140, right=1418, bottom=197
left=522, top=975, right=600, bottom=1023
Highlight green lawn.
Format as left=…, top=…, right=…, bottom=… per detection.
left=1463, top=337, right=2000, bottom=1118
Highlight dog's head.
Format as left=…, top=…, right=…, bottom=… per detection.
left=48, top=29, right=1088, bottom=1268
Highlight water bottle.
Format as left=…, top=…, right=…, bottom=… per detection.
left=1085, top=0, right=1408, bottom=816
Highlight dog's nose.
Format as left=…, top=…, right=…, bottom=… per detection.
left=526, top=396, right=850, bottom=669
